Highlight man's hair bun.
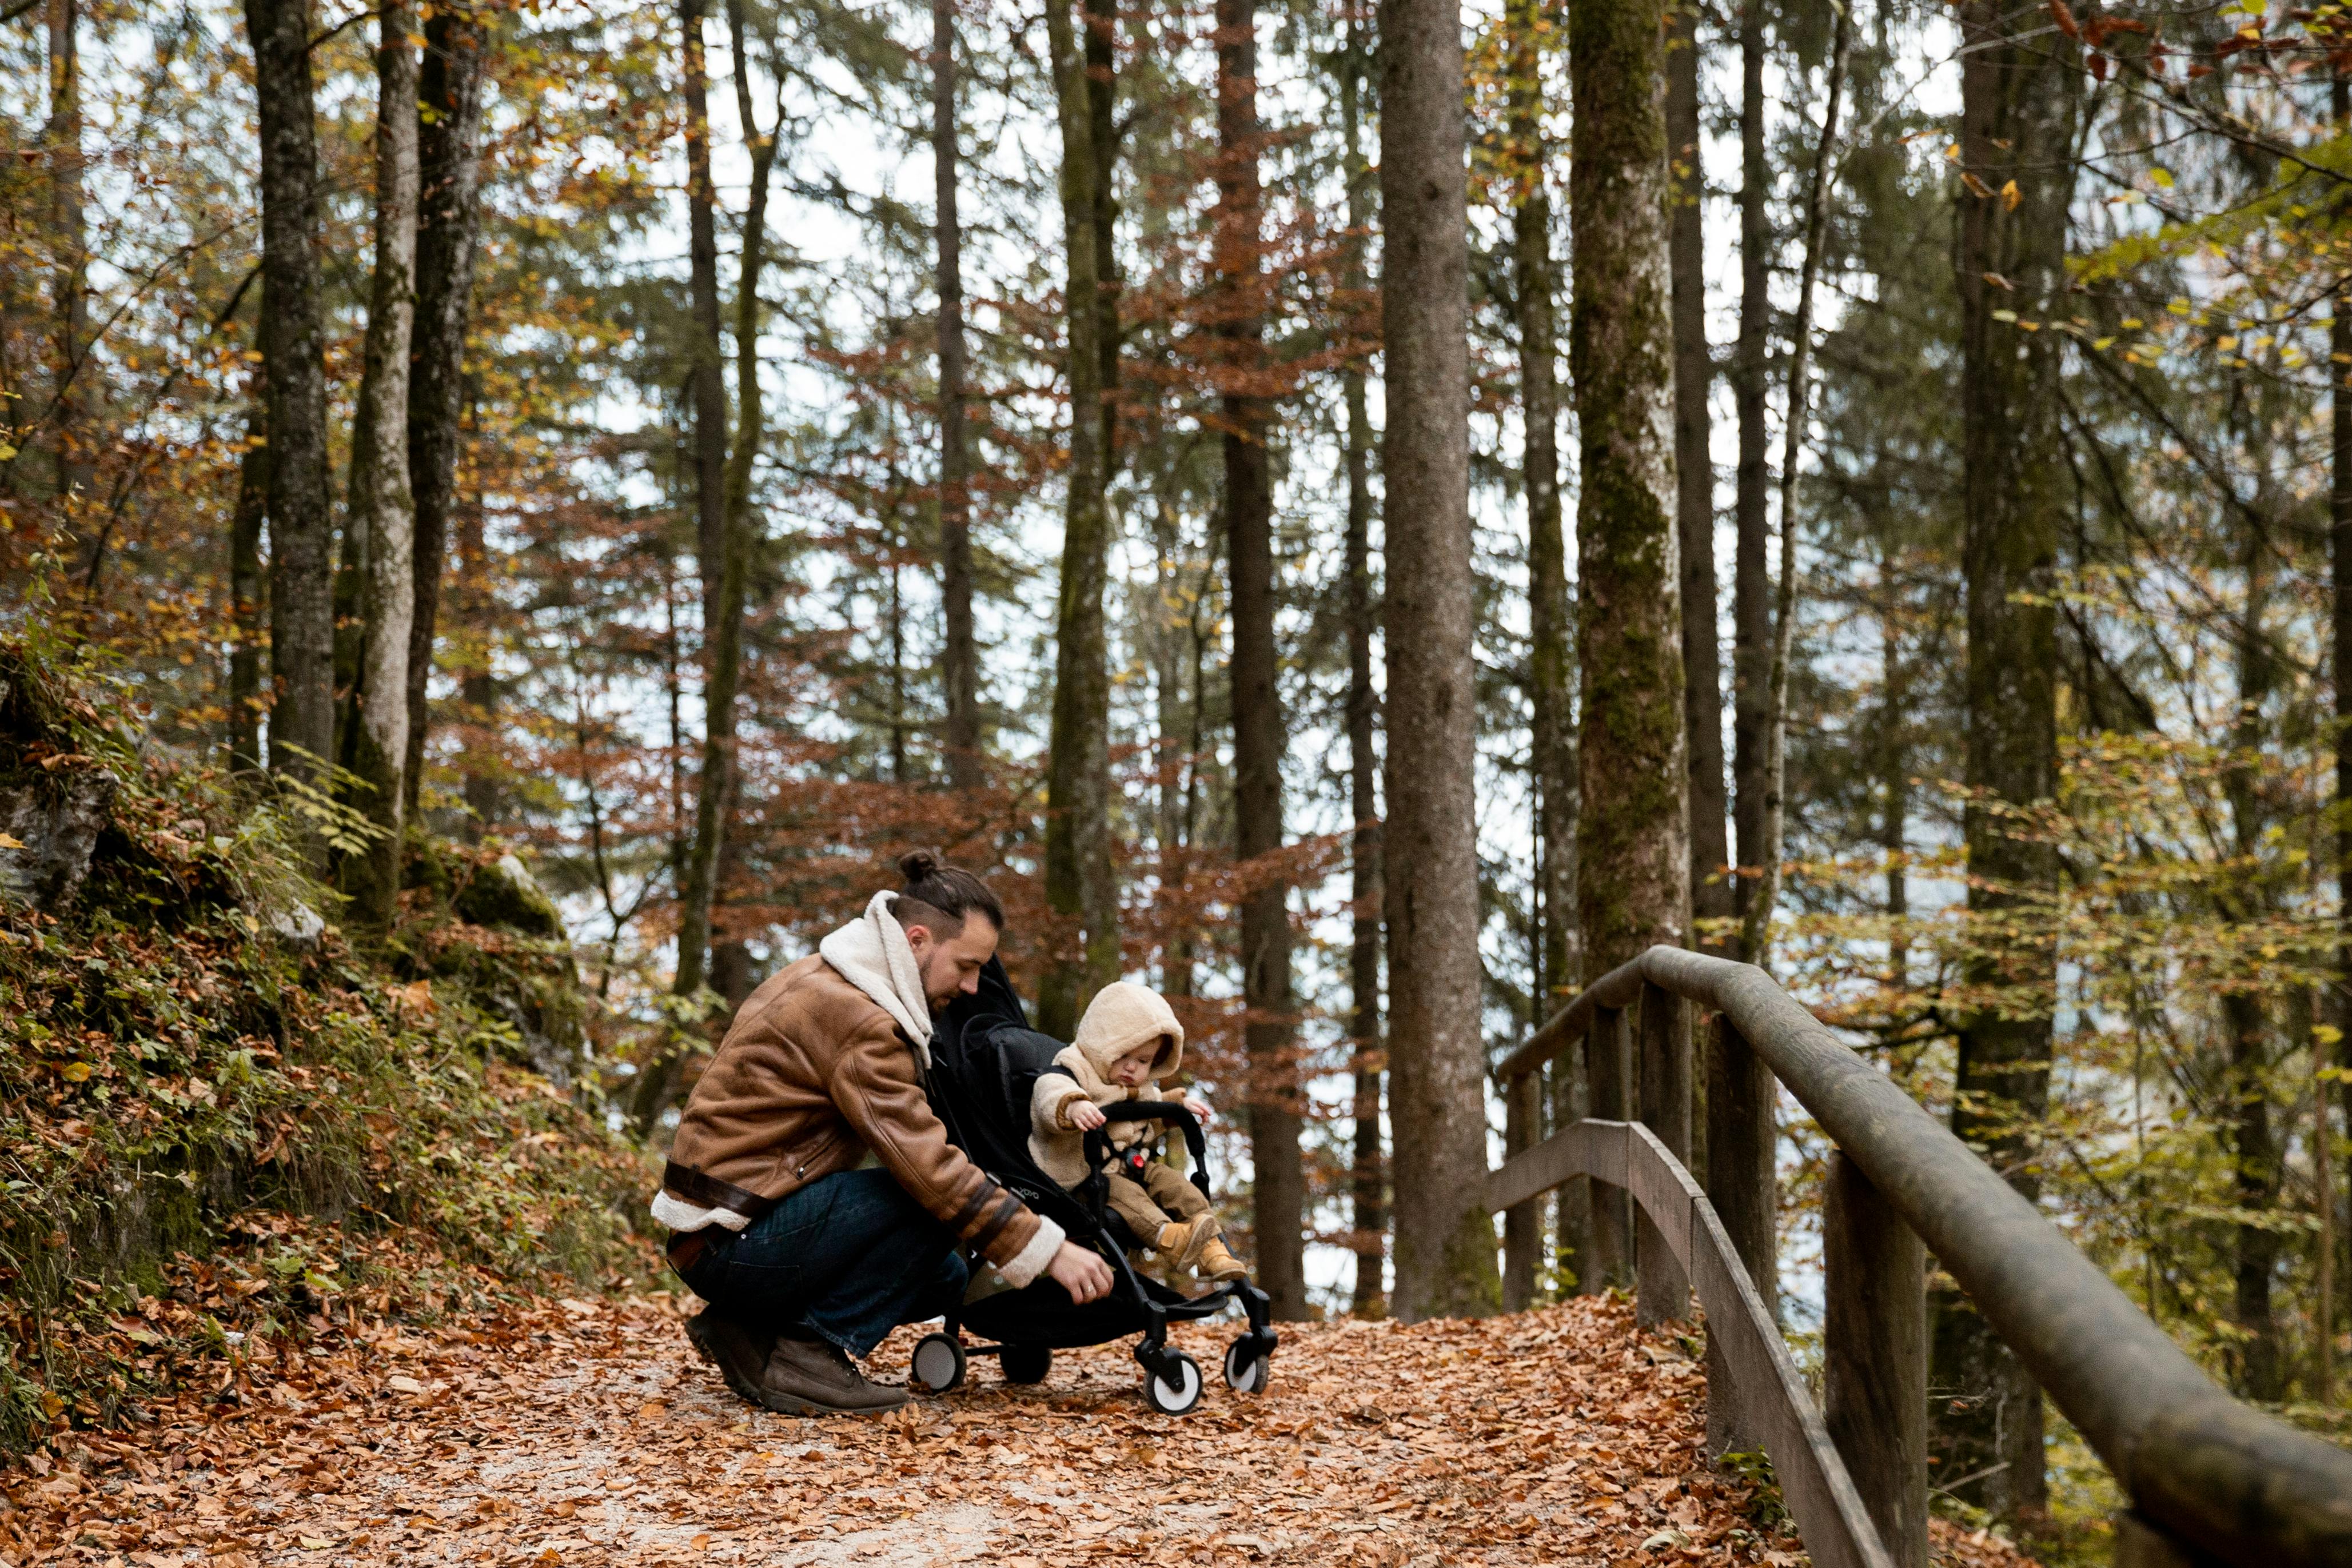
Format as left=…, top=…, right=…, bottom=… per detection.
left=897, top=849, right=943, bottom=882
left=890, top=849, right=1004, bottom=937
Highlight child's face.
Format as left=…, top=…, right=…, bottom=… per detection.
left=1110, top=1040, right=1161, bottom=1087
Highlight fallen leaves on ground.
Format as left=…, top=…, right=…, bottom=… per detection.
left=2, top=1292, right=1900, bottom=1567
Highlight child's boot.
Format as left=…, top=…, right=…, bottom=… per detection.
left=1196, top=1234, right=1247, bottom=1282
left=1155, top=1219, right=1201, bottom=1264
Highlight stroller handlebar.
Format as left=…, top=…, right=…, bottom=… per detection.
left=1079, top=1098, right=1209, bottom=1177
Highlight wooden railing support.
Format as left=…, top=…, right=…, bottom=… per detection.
left=1588, top=1007, right=1633, bottom=1291
left=1824, top=1151, right=1927, bottom=1568
left=1636, top=982, right=1691, bottom=1326
left=1703, top=1012, right=1776, bottom=1316
left=1502, top=1067, right=1541, bottom=1311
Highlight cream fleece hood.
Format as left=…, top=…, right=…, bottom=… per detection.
left=1071, top=980, right=1185, bottom=1080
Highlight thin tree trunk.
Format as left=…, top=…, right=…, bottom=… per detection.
left=1087, top=0, right=1120, bottom=464
left=1881, top=592, right=1910, bottom=986
left=1039, top=0, right=1118, bottom=1042
left=1340, top=24, right=1387, bottom=1322
left=2329, top=63, right=2351, bottom=1412
left=228, top=395, right=268, bottom=774
left=1739, top=5, right=1848, bottom=965
left=934, top=0, right=981, bottom=789
left=1729, top=0, right=1769, bottom=952
left=245, top=0, right=335, bottom=820
left=1668, top=0, right=1731, bottom=953
left=1379, top=0, right=1497, bottom=1324
left=341, top=0, right=423, bottom=934
left=47, top=0, right=91, bottom=522
left=456, top=416, right=497, bottom=836
left=683, top=0, right=728, bottom=640
left=1931, top=0, right=2080, bottom=1522
left=1215, top=0, right=1302, bottom=1320
left=1506, top=0, right=1564, bottom=1316
left=1570, top=0, right=1689, bottom=987
left=405, top=0, right=492, bottom=817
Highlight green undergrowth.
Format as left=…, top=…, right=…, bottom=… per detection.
left=0, top=641, right=659, bottom=1458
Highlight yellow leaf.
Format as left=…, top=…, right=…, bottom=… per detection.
left=0, top=832, right=22, bottom=849
left=2000, top=178, right=2021, bottom=210
left=61, top=1062, right=93, bottom=1083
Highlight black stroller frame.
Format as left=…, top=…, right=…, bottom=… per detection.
left=911, top=961, right=1279, bottom=1414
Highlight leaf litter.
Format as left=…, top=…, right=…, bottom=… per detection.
left=1, top=1293, right=2042, bottom=1567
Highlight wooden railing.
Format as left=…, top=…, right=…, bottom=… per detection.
left=1486, top=945, right=2352, bottom=1568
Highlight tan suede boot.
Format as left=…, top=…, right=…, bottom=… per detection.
left=1195, top=1236, right=1247, bottom=1282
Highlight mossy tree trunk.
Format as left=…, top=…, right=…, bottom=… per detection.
left=933, top=0, right=980, bottom=789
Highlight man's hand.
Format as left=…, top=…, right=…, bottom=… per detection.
left=1067, top=1100, right=1108, bottom=1132
left=1046, top=1240, right=1114, bottom=1304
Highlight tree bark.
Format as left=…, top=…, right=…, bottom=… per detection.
left=1038, top=0, right=1118, bottom=1042
left=455, top=429, right=497, bottom=836
left=1931, top=0, right=2080, bottom=1522
left=1668, top=0, right=1730, bottom=953
left=2330, top=65, right=2351, bottom=1409
left=244, top=0, right=336, bottom=819
left=683, top=0, right=728, bottom=643
left=405, top=0, right=492, bottom=817
left=1506, top=0, right=1565, bottom=1316
left=47, top=0, right=91, bottom=521
left=1740, top=5, right=1849, bottom=965
left=1379, top=0, right=1498, bottom=1324
left=1214, top=0, right=1302, bottom=1320
left=228, top=394, right=269, bottom=774
left=1340, top=23, right=1386, bottom=1322
left=934, top=0, right=981, bottom=789
left=341, top=0, right=423, bottom=933
left=1729, top=0, right=1769, bottom=951
left=1570, top=0, right=1689, bottom=981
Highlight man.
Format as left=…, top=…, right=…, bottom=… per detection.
left=656, top=851, right=1115, bottom=1415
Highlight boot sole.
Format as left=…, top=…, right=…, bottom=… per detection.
left=746, top=1385, right=912, bottom=1418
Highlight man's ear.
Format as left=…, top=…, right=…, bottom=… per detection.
left=902, top=921, right=936, bottom=957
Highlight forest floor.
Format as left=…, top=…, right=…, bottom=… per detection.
left=2, top=1293, right=2034, bottom=1568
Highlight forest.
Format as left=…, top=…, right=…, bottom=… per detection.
left=5, top=0, right=2352, bottom=1550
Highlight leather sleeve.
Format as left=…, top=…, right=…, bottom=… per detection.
left=830, top=1018, right=1058, bottom=1279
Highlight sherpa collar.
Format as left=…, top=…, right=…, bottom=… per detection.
left=818, top=890, right=935, bottom=1065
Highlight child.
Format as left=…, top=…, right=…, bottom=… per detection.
left=1028, top=981, right=1246, bottom=1282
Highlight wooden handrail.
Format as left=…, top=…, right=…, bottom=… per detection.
left=1492, top=944, right=2352, bottom=1568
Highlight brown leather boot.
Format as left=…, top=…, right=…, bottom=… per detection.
left=684, top=1308, right=776, bottom=1409
left=755, top=1336, right=912, bottom=1416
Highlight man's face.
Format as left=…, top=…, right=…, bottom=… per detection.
left=906, top=913, right=1000, bottom=1011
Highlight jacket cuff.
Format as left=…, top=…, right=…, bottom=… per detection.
left=996, top=1215, right=1066, bottom=1290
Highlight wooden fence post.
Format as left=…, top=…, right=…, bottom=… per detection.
left=1703, top=1012, right=1776, bottom=1457
left=1502, top=1068, right=1540, bottom=1310
left=1824, top=1150, right=1927, bottom=1568
left=1589, top=1007, right=1633, bottom=1291
left=1637, top=982, right=1692, bottom=1325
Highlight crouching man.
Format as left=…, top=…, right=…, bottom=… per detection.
left=654, top=852, right=1114, bottom=1415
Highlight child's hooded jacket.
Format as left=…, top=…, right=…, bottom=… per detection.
left=1027, top=981, right=1186, bottom=1187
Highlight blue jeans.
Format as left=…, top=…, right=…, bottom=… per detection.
left=677, top=1168, right=970, bottom=1358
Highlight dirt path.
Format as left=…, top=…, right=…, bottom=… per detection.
left=6, top=1295, right=1795, bottom=1568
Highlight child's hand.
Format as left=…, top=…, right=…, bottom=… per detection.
left=1068, top=1100, right=1108, bottom=1132
left=1182, top=1096, right=1213, bottom=1126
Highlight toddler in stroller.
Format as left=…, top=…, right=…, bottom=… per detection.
left=910, top=959, right=1277, bottom=1414
left=1029, top=981, right=1246, bottom=1283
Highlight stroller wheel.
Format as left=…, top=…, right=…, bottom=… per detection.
left=911, top=1332, right=966, bottom=1393
left=1142, top=1351, right=1203, bottom=1415
left=1000, top=1344, right=1053, bottom=1385
left=1222, top=1338, right=1270, bottom=1394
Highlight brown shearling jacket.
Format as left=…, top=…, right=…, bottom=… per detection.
left=659, top=953, right=1063, bottom=1284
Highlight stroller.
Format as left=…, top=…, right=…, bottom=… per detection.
left=908, top=959, right=1278, bottom=1414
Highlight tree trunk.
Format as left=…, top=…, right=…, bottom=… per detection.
left=47, top=0, right=91, bottom=521
left=1668, top=0, right=1730, bottom=953
left=1379, top=0, right=1498, bottom=1324
left=1728, top=0, right=1769, bottom=950
left=404, top=0, right=492, bottom=817
left=934, top=0, right=981, bottom=789
left=1038, top=0, right=1118, bottom=1042
left=1340, top=24, right=1386, bottom=1322
left=1739, top=5, right=1849, bottom=965
left=2330, top=65, right=2351, bottom=1409
left=1931, top=0, right=2080, bottom=1522
left=456, top=430, right=497, bottom=836
left=1215, top=0, right=1302, bottom=1320
left=1506, top=0, right=1564, bottom=1316
left=1570, top=0, right=1689, bottom=981
left=683, top=0, right=728, bottom=644
left=341, top=0, right=423, bottom=934
left=244, top=0, right=336, bottom=820
left=228, top=394, right=269, bottom=774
